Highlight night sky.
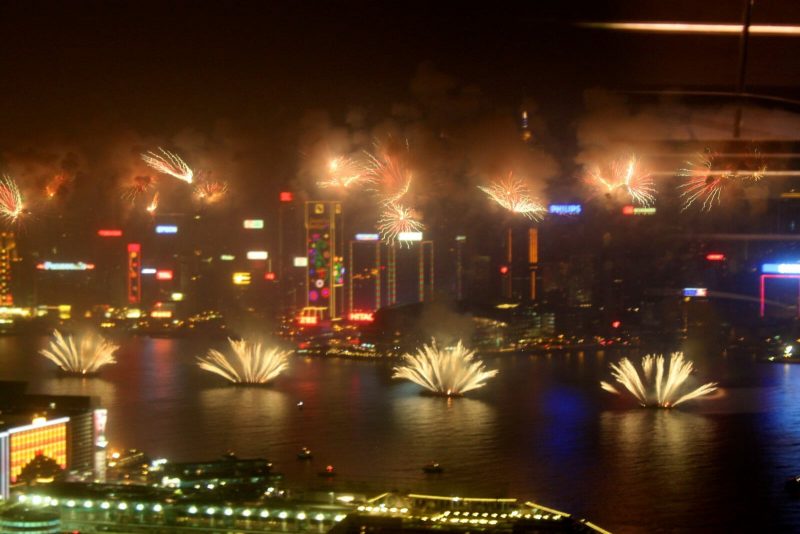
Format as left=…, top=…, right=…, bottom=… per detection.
left=1, top=1, right=800, bottom=222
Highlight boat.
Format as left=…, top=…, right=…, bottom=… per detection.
left=297, top=447, right=313, bottom=460
left=318, top=464, right=336, bottom=477
left=423, top=462, right=443, bottom=474
left=760, top=344, right=800, bottom=363
left=786, top=476, right=800, bottom=493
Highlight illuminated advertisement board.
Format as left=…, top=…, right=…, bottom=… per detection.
left=548, top=204, right=582, bottom=215
left=355, top=233, right=380, bottom=241
left=246, top=250, right=268, bottom=260
left=762, top=263, right=800, bottom=274
left=243, top=219, right=264, bottom=229
left=683, top=288, right=708, bottom=297
left=398, top=231, right=423, bottom=242
left=36, top=262, right=95, bottom=271
left=93, top=409, right=108, bottom=449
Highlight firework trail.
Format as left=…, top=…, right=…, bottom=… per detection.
left=39, top=330, right=118, bottom=375
left=193, top=180, right=229, bottom=203
left=600, top=352, right=717, bottom=408
left=378, top=202, right=424, bottom=246
left=586, top=155, right=656, bottom=206
left=393, top=339, right=498, bottom=396
left=478, top=173, right=547, bottom=220
left=45, top=174, right=68, bottom=200
left=365, top=140, right=413, bottom=204
left=678, top=148, right=767, bottom=211
left=122, top=175, right=156, bottom=202
left=141, top=148, right=193, bottom=184
left=197, top=338, right=292, bottom=385
left=317, top=156, right=371, bottom=190
left=146, top=191, right=159, bottom=213
left=0, top=175, right=24, bottom=223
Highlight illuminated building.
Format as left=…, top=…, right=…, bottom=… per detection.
left=127, top=243, right=142, bottom=304
left=0, top=382, right=107, bottom=499
left=0, top=232, right=17, bottom=305
left=348, top=235, right=381, bottom=314
left=305, top=201, right=343, bottom=320
left=384, top=240, right=435, bottom=306
left=419, top=241, right=434, bottom=302
left=500, top=226, right=539, bottom=302
left=455, top=236, right=466, bottom=300
left=3, top=418, right=68, bottom=489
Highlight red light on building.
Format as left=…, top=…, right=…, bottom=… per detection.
left=499, top=265, right=509, bottom=275
left=156, top=270, right=173, bottom=280
left=280, top=191, right=293, bottom=202
left=298, top=315, right=318, bottom=326
left=348, top=311, right=374, bottom=323
left=706, top=253, right=726, bottom=261
left=611, top=320, right=621, bottom=329
left=621, top=205, right=635, bottom=215
left=97, top=229, right=123, bottom=237
left=264, top=272, right=276, bottom=281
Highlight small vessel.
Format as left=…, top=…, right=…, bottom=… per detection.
left=297, top=401, right=304, bottom=409
left=423, top=462, right=443, bottom=474
left=297, top=447, right=313, bottom=460
left=761, top=345, right=800, bottom=363
left=786, top=476, right=800, bottom=493
left=318, top=464, right=336, bottom=477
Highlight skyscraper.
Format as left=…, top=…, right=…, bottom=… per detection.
left=0, top=232, right=17, bottom=306
left=305, top=201, right=344, bottom=320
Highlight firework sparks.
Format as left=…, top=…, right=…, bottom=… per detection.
left=678, top=148, right=767, bottom=211
left=193, top=180, right=229, bottom=203
left=317, top=156, right=371, bottom=190
left=0, top=175, right=24, bottom=222
left=45, top=174, right=68, bottom=200
left=600, top=352, right=717, bottom=408
left=365, top=141, right=413, bottom=204
left=378, top=202, right=424, bottom=246
left=197, top=338, right=292, bottom=385
left=141, top=148, right=194, bottom=184
left=586, top=155, right=656, bottom=206
left=146, top=191, right=159, bottom=213
left=39, top=330, right=118, bottom=375
left=122, top=175, right=156, bottom=202
left=393, top=339, right=498, bottom=396
left=478, top=173, right=547, bottom=220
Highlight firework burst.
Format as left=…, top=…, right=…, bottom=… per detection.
left=600, top=352, right=717, bottom=408
left=197, top=338, right=292, bottom=385
left=193, top=180, right=229, bottom=204
left=317, top=156, right=371, bottom=190
left=0, top=175, right=25, bottom=222
left=146, top=191, right=159, bottom=213
left=678, top=148, right=767, bottom=211
left=365, top=140, right=413, bottom=204
left=586, top=155, right=656, bottom=206
left=378, top=202, right=424, bottom=246
left=122, top=175, right=156, bottom=202
left=478, top=173, right=547, bottom=220
left=39, top=330, right=119, bottom=375
left=44, top=174, right=69, bottom=200
left=393, top=339, right=498, bottom=397
left=141, top=148, right=193, bottom=184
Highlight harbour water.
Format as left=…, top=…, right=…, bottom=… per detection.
left=2, top=335, right=800, bottom=533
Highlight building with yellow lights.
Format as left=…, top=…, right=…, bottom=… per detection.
left=0, top=232, right=18, bottom=306
left=0, top=382, right=107, bottom=500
